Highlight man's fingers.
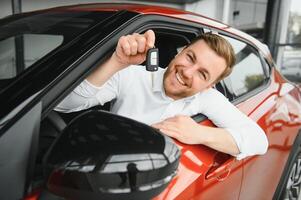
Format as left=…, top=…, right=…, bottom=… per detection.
left=119, top=36, right=131, bottom=56
left=136, top=35, right=147, bottom=53
left=144, top=30, right=155, bottom=48
left=164, top=116, right=179, bottom=122
left=159, top=128, right=178, bottom=139
left=152, top=121, right=179, bottom=133
left=128, top=36, right=138, bottom=55
left=118, top=30, right=154, bottom=56
left=115, top=31, right=154, bottom=65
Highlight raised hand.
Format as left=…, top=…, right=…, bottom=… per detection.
left=112, top=30, right=155, bottom=68
left=86, top=30, right=155, bottom=87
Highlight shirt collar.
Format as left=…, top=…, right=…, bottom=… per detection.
left=152, top=68, right=197, bottom=103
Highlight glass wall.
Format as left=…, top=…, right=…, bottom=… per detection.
left=277, top=0, right=301, bottom=83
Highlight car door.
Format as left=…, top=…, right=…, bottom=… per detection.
left=221, top=35, right=301, bottom=199
left=0, top=98, right=42, bottom=200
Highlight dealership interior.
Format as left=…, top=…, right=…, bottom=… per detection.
left=0, top=0, right=300, bottom=84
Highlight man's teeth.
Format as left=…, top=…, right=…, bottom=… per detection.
left=176, top=73, right=186, bottom=86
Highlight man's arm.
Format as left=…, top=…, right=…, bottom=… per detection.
left=152, top=89, right=268, bottom=159
left=152, top=115, right=240, bottom=156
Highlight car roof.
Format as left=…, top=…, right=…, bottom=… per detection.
left=46, top=3, right=272, bottom=61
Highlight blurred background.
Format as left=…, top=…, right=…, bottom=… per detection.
left=0, top=0, right=300, bottom=84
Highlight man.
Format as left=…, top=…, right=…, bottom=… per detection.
left=56, top=30, right=268, bottom=160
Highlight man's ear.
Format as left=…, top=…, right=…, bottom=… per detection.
left=206, top=83, right=215, bottom=89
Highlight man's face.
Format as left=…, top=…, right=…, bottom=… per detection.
left=163, top=39, right=227, bottom=100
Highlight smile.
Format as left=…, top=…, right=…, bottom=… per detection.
left=176, top=72, right=186, bottom=86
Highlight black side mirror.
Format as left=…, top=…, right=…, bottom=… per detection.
left=44, top=110, right=180, bottom=200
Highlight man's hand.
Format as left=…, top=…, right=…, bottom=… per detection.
left=113, top=30, right=155, bottom=68
left=152, top=115, right=203, bottom=145
left=152, top=115, right=240, bottom=155
left=86, top=30, right=155, bottom=87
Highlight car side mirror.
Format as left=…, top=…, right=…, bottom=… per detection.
left=44, top=110, right=180, bottom=200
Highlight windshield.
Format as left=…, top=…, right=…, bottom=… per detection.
left=0, top=11, right=114, bottom=84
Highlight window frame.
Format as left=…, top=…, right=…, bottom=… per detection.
left=217, top=34, right=272, bottom=105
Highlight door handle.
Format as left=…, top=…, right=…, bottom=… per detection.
left=205, top=158, right=234, bottom=181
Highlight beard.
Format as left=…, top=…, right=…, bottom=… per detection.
left=163, top=67, right=193, bottom=100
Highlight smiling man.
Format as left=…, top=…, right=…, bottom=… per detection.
left=163, top=37, right=231, bottom=99
left=56, top=30, right=268, bottom=159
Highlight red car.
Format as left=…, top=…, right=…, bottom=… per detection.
left=0, top=3, right=301, bottom=200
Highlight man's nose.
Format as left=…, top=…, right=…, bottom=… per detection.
left=182, top=65, right=197, bottom=78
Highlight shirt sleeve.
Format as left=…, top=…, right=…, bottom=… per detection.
left=200, top=88, right=268, bottom=160
left=55, top=73, right=120, bottom=113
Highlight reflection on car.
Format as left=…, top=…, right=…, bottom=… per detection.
left=281, top=58, right=301, bottom=82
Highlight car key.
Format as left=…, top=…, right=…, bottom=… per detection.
left=146, top=47, right=159, bottom=89
left=146, top=47, right=159, bottom=72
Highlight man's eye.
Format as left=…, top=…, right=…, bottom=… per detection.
left=186, top=54, right=193, bottom=62
left=199, top=71, right=207, bottom=80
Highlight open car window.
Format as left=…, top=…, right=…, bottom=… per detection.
left=56, top=28, right=198, bottom=124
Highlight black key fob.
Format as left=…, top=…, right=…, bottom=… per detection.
left=146, top=48, right=159, bottom=71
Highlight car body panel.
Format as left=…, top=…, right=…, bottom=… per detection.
left=230, top=69, right=300, bottom=199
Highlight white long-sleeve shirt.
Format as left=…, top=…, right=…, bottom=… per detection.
left=56, top=65, right=268, bottom=160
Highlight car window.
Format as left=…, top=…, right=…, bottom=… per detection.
left=0, top=11, right=115, bottom=83
left=0, top=34, right=63, bottom=79
left=222, top=35, right=266, bottom=97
